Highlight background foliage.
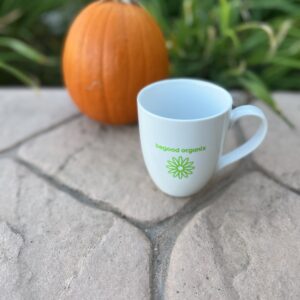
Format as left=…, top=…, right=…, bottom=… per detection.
left=0, top=0, right=89, bottom=86
left=0, top=0, right=299, bottom=120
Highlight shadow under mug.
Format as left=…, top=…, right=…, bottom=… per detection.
left=137, top=79, right=268, bottom=197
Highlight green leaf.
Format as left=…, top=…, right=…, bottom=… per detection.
left=0, top=52, right=21, bottom=62
left=0, top=37, right=55, bottom=65
left=271, top=56, right=300, bottom=69
left=275, top=19, right=293, bottom=48
left=0, top=60, right=38, bottom=87
left=236, top=22, right=277, bottom=56
left=224, top=29, right=240, bottom=48
left=238, top=71, right=294, bottom=128
left=0, top=9, right=21, bottom=31
left=247, top=0, right=300, bottom=16
left=141, top=0, right=170, bottom=34
left=182, top=0, right=193, bottom=26
left=219, top=0, right=230, bottom=35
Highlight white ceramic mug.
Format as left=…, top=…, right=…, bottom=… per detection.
left=137, top=79, right=268, bottom=197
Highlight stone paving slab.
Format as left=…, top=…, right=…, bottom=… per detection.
left=275, top=92, right=300, bottom=130
left=18, top=117, right=190, bottom=223
left=18, top=116, right=238, bottom=224
left=240, top=99, right=300, bottom=191
left=0, top=89, right=78, bottom=152
left=1, top=89, right=299, bottom=299
left=0, top=159, right=150, bottom=300
left=165, top=172, right=300, bottom=300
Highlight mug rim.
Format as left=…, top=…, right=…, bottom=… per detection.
left=137, top=78, right=233, bottom=122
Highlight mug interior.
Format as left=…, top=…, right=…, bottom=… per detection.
left=138, top=79, right=232, bottom=120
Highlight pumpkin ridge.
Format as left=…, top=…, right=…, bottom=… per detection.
left=136, top=7, right=149, bottom=85
left=103, top=3, right=133, bottom=124
left=126, top=5, right=147, bottom=122
left=123, top=5, right=133, bottom=123
left=80, top=5, right=103, bottom=117
left=63, top=3, right=95, bottom=112
left=99, top=5, right=116, bottom=122
left=93, top=4, right=114, bottom=121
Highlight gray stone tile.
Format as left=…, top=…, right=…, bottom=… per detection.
left=0, top=159, right=150, bottom=300
left=165, top=172, right=300, bottom=300
left=0, top=89, right=78, bottom=151
left=18, top=117, right=189, bottom=223
left=240, top=101, right=300, bottom=191
left=275, top=92, right=300, bottom=130
left=0, top=222, right=23, bottom=300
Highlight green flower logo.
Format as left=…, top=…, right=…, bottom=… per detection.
left=166, top=156, right=195, bottom=179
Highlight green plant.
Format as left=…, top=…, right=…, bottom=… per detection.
left=0, top=0, right=90, bottom=86
left=142, top=0, right=300, bottom=125
left=0, top=36, right=54, bottom=86
left=0, top=2, right=59, bottom=86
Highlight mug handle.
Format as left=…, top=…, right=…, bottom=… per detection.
left=217, top=105, right=268, bottom=170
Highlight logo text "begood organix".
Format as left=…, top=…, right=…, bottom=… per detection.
left=155, top=143, right=206, bottom=154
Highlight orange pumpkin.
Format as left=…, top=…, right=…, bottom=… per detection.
left=63, top=0, right=169, bottom=125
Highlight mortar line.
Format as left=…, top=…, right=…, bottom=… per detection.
left=0, top=113, right=81, bottom=155
left=16, top=154, right=247, bottom=234
left=16, top=157, right=250, bottom=300
left=149, top=169, right=242, bottom=231
left=254, top=161, right=300, bottom=196
left=3, top=104, right=293, bottom=300
left=149, top=242, right=155, bottom=300
left=16, top=157, right=158, bottom=299
left=237, top=122, right=300, bottom=196
left=13, top=123, right=254, bottom=300
left=16, top=157, right=150, bottom=231
left=144, top=122, right=254, bottom=299
left=148, top=161, right=254, bottom=299
left=148, top=129, right=254, bottom=232
left=150, top=177, right=238, bottom=299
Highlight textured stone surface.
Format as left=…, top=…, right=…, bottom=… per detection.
left=0, top=89, right=78, bottom=151
left=0, top=159, right=150, bottom=300
left=165, top=172, right=300, bottom=300
left=2, top=89, right=300, bottom=299
left=18, top=117, right=190, bottom=223
left=240, top=100, right=300, bottom=191
left=275, top=92, right=300, bottom=130
left=0, top=222, right=23, bottom=300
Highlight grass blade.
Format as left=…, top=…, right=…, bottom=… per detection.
left=236, top=22, right=277, bottom=56
left=238, top=71, right=294, bottom=128
left=0, top=9, right=21, bottom=31
left=0, top=60, right=38, bottom=87
left=271, top=56, right=300, bottom=69
left=0, top=37, right=55, bottom=65
left=219, top=0, right=230, bottom=35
